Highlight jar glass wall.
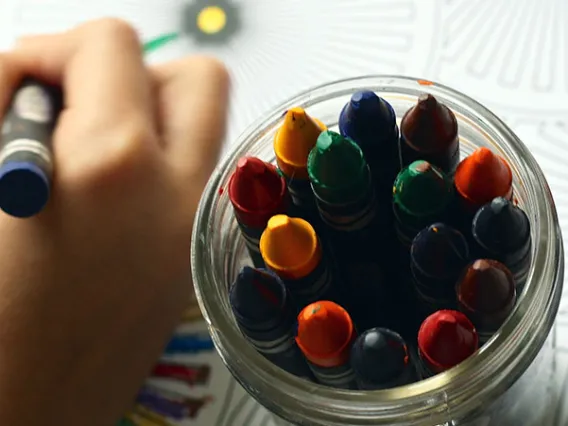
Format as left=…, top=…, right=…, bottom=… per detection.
left=191, top=76, right=564, bottom=425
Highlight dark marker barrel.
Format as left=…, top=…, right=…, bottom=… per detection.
left=259, top=215, right=338, bottom=309
left=229, top=266, right=314, bottom=379
left=456, top=259, right=516, bottom=345
left=228, top=156, right=290, bottom=268
left=0, top=78, right=62, bottom=218
left=296, top=301, right=358, bottom=389
left=471, top=197, right=531, bottom=288
left=392, top=160, right=453, bottom=249
left=350, top=327, right=418, bottom=390
left=399, top=93, right=459, bottom=175
left=338, top=90, right=401, bottom=200
left=410, top=223, right=469, bottom=314
left=417, top=310, right=479, bottom=378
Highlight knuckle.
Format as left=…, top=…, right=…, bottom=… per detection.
left=85, top=18, right=141, bottom=50
left=186, top=56, right=230, bottom=87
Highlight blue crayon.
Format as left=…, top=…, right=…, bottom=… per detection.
left=229, top=266, right=315, bottom=380
left=410, top=223, right=470, bottom=315
left=350, top=328, right=418, bottom=390
left=0, top=77, right=62, bottom=218
left=339, top=90, right=401, bottom=198
left=163, top=333, right=214, bottom=355
left=471, top=197, right=531, bottom=289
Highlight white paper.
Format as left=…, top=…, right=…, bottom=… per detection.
left=0, top=0, right=566, bottom=424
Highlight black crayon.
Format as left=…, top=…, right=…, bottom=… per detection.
left=229, top=266, right=314, bottom=380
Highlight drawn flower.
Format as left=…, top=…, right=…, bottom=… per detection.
left=183, top=0, right=240, bottom=45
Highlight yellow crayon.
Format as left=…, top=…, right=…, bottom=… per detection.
left=274, top=107, right=326, bottom=180
left=133, top=405, right=174, bottom=426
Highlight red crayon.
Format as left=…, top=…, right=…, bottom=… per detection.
left=228, top=156, right=290, bottom=267
left=417, top=310, right=479, bottom=377
left=151, top=363, right=211, bottom=386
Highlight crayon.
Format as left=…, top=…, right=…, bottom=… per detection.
left=306, top=130, right=389, bottom=328
left=410, top=223, right=469, bottom=314
left=338, top=90, right=401, bottom=199
left=136, top=386, right=212, bottom=421
left=151, top=362, right=211, bottom=386
left=307, top=130, right=380, bottom=242
left=228, top=156, right=289, bottom=268
left=392, top=160, right=453, bottom=249
left=273, top=107, right=326, bottom=223
left=259, top=215, right=338, bottom=308
left=471, top=197, right=531, bottom=287
left=229, top=266, right=314, bottom=379
left=0, top=77, right=62, bottom=218
left=454, top=147, right=513, bottom=215
left=456, top=259, right=516, bottom=345
left=163, top=333, right=214, bottom=354
left=296, top=301, right=358, bottom=389
left=399, top=93, right=459, bottom=174
left=350, top=327, right=418, bottom=390
left=417, top=310, right=479, bottom=378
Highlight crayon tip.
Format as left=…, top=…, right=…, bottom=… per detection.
left=393, top=160, right=452, bottom=217
left=411, top=223, right=469, bottom=278
left=418, top=310, right=478, bottom=371
left=472, top=197, right=530, bottom=254
left=349, top=91, right=389, bottom=115
left=228, top=156, right=288, bottom=228
left=400, top=94, right=458, bottom=152
left=307, top=130, right=367, bottom=193
left=230, top=267, right=286, bottom=324
left=260, top=215, right=321, bottom=279
left=454, top=148, right=513, bottom=208
left=274, top=107, right=326, bottom=179
left=296, top=301, right=354, bottom=367
left=351, top=328, right=409, bottom=386
left=417, top=93, right=438, bottom=110
left=457, top=259, right=516, bottom=328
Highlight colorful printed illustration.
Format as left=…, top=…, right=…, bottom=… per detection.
left=152, top=362, right=212, bottom=386
left=164, top=332, right=215, bottom=355
left=143, top=0, right=239, bottom=54
left=137, top=386, right=214, bottom=420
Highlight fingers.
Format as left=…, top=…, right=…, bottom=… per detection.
left=151, top=56, right=230, bottom=189
left=7, top=19, right=154, bottom=130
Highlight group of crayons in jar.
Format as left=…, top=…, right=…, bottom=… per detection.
left=118, top=323, right=216, bottom=426
left=227, top=90, right=531, bottom=389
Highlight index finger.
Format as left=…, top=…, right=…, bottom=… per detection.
left=1, top=18, right=154, bottom=130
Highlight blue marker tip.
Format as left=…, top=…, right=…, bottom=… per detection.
left=0, top=161, right=50, bottom=218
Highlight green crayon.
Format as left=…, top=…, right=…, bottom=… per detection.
left=392, top=160, right=453, bottom=249
left=307, top=130, right=387, bottom=329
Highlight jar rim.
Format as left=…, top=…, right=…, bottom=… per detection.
left=191, top=75, right=564, bottom=424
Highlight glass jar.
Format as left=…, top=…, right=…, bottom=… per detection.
left=191, top=76, right=564, bottom=425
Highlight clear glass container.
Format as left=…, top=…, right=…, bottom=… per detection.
left=191, top=76, right=565, bottom=425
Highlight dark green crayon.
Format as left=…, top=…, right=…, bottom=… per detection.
left=392, top=160, right=453, bottom=249
left=307, top=130, right=389, bottom=329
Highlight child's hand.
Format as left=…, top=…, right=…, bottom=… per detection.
left=0, top=18, right=229, bottom=426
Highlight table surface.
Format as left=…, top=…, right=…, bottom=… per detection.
left=0, top=0, right=567, bottom=424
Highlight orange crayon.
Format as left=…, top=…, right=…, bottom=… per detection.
left=454, top=147, right=513, bottom=214
left=296, top=301, right=357, bottom=389
left=260, top=215, right=338, bottom=308
left=274, top=107, right=326, bottom=221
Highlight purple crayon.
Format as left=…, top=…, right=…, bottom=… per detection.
left=136, top=386, right=213, bottom=420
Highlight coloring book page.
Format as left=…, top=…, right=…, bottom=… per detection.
left=0, top=0, right=567, bottom=424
